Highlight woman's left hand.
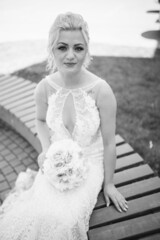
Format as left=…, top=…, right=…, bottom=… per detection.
left=103, top=183, right=128, bottom=212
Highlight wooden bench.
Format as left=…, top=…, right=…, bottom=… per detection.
left=0, top=75, right=40, bottom=152
left=89, top=151, right=160, bottom=239
left=0, top=75, right=160, bottom=239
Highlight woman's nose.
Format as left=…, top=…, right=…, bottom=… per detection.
left=66, top=48, right=75, bottom=60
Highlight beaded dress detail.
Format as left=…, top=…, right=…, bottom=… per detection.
left=0, top=76, right=104, bottom=240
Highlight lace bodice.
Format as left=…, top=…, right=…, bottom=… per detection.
left=46, top=77, right=102, bottom=148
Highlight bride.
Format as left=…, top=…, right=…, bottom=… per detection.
left=0, top=12, right=128, bottom=239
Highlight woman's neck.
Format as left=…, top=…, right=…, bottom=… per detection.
left=58, top=68, right=87, bottom=88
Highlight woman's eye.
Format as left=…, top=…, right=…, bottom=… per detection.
left=58, top=46, right=67, bottom=51
left=75, top=47, right=84, bottom=52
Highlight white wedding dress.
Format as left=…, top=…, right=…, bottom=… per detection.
left=0, top=76, right=104, bottom=240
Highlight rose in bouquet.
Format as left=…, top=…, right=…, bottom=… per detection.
left=43, top=139, right=88, bottom=191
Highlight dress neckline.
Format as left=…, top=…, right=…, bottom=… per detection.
left=46, top=76, right=100, bottom=91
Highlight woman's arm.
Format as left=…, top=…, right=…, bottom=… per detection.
left=35, top=119, right=50, bottom=152
left=34, top=81, right=51, bottom=169
left=97, top=80, right=128, bottom=212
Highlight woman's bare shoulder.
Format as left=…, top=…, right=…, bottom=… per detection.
left=86, top=71, right=111, bottom=90
left=35, top=74, right=55, bottom=94
left=35, top=77, right=47, bottom=92
left=94, top=78, right=116, bottom=108
left=34, top=76, right=50, bottom=102
left=96, top=78, right=114, bottom=96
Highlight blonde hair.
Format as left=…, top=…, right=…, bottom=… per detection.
left=47, top=12, right=92, bottom=73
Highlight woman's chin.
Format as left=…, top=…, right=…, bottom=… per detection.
left=62, top=65, right=80, bottom=74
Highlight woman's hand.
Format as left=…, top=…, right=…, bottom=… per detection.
left=37, top=151, right=47, bottom=173
left=103, top=183, right=128, bottom=212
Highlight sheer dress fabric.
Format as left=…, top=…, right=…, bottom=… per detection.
left=0, top=76, right=104, bottom=240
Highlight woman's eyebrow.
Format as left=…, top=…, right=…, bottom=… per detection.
left=57, top=42, right=85, bottom=46
left=74, top=43, right=84, bottom=46
left=57, top=42, right=68, bottom=45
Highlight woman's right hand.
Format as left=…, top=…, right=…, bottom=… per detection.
left=38, top=151, right=47, bottom=173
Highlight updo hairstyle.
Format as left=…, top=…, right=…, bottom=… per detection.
left=47, top=12, right=92, bottom=72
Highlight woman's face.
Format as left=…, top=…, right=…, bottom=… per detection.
left=53, top=30, right=88, bottom=74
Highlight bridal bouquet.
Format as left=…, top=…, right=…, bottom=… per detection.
left=43, top=139, right=88, bottom=191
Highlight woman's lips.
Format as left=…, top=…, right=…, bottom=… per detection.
left=64, top=63, right=76, bottom=67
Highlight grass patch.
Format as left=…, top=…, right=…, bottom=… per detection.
left=13, top=56, right=160, bottom=176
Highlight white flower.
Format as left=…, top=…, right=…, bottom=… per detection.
left=43, top=139, right=88, bottom=191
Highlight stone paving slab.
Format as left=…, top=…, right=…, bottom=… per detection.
left=0, top=119, right=38, bottom=204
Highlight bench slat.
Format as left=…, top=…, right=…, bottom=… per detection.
left=116, top=143, right=134, bottom=157
left=0, top=75, right=12, bottom=82
left=0, top=76, right=17, bottom=85
left=90, top=192, right=160, bottom=228
left=5, top=95, right=34, bottom=109
left=0, top=80, right=32, bottom=96
left=114, top=164, right=154, bottom=187
left=1, top=89, right=35, bottom=105
left=25, top=120, right=35, bottom=128
left=116, top=153, right=144, bottom=171
left=95, top=177, right=160, bottom=209
left=20, top=112, right=35, bottom=122
left=0, top=78, right=24, bottom=90
left=16, top=106, right=35, bottom=118
left=11, top=101, right=35, bottom=112
left=30, top=126, right=37, bottom=135
left=0, top=80, right=30, bottom=97
left=0, top=84, right=35, bottom=102
left=115, top=135, right=125, bottom=145
left=89, top=212, right=160, bottom=240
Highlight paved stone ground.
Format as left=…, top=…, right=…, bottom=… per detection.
left=0, top=119, right=38, bottom=204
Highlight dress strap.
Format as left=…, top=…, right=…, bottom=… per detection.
left=46, top=75, right=101, bottom=91
left=83, top=80, right=101, bottom=91
left=46, top=76, right=61, bottom=91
